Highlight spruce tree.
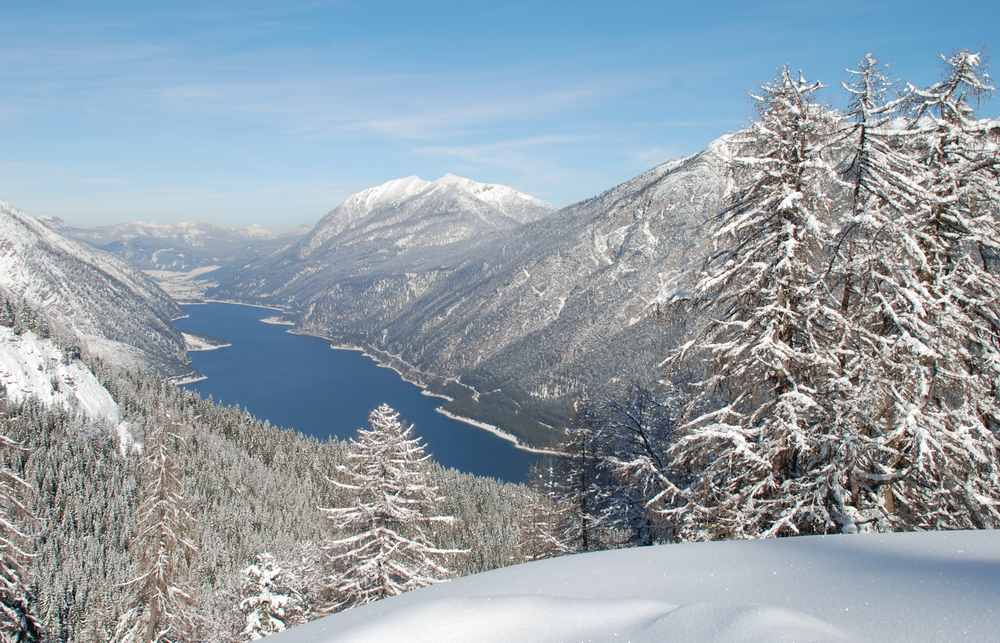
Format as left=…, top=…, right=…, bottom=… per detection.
left=321, top=405, right=460, bottom=612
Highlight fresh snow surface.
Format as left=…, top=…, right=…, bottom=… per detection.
left=270, top=530, right=999, bottom=643
left=0, top=327, right=120, bottom=424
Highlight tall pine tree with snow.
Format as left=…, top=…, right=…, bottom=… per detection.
left=115, top=416, right=199, bottom=642
left=320, top=404, right=461, bottom=612
left=0, top=427, right=40, bottom=642
left=668, top=68, right=849, bottom=539
left=237, top=552, right=308, bottom=641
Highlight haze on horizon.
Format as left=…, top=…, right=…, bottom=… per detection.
left=1, top=0, right=995, bottom=228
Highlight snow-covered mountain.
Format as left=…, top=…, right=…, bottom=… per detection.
left=209, top=142, right=727, bottom=444
left=298, top=174, right=552, bottom=257
left=0, top=202, right=188, bottom=373
left=270, top=529, right=1000, bottom=643
left=207, top=175, right=554, bottom=347
left=60, top=219, right=307, bottom=272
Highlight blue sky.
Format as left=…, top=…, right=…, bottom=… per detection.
left=1, top=1, right=996, bottom=227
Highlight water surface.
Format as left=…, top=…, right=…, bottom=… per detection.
left=175, top=303, right=536, bottom=481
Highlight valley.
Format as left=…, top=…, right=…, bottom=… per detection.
left=174, top=302, right=539, bottom=481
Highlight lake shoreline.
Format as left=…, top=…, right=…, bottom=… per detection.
left=289, top=329, right=556, bottom=457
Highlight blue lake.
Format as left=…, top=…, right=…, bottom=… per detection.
left=174, top=302, right=536, bottom=482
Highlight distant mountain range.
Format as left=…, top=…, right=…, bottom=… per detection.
left=0, top=202, right=189, bottom=374
left=57, top=219, right=308, bottom=272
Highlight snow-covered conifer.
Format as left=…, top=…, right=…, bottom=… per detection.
left=237, top=552, right=308, bottom=641
left=0, top=427, right=40, bottom=641
left=115, top=416, right=199, bottom=642
left=320, top=404, right=461, bottom=612
left=668, top=68, right=849, bottom=539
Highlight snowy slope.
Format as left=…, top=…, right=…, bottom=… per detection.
left=0, top=327, right=120, bottom=424
left=271, top=530, right=1000, bottom=643
left=0, top=202, right=188, bottom=373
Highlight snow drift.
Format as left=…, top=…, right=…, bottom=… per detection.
left=270, top=530, right=999, bottom=642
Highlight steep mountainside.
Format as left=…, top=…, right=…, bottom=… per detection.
left=354, top=140, right=728, bottom=437
left=209, top=142, right=729, bottom=445
left=209, top=174, right=553, bottom=333
left=0, top=202, right=188, bottom=373
left=60, top=220, right=307, bottom=272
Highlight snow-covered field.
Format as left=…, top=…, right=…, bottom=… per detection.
left=0, top=327, right=120, bottom=424
left=271, top=530, right=999, bottom=642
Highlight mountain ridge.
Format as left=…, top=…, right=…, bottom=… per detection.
left=0, top=201, right=189, bottom=374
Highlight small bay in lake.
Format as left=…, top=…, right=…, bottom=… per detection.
left=174, top=303, right=537, bottom=482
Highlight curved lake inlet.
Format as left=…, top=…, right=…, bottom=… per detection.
left=175, top=303, right=538, bottom=481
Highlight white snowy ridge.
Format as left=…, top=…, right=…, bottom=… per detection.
left=270, top=530, right=999, bottom=643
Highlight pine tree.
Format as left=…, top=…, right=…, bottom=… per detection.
left=669, top=68, right=848, bottom=539
left=115, top=417, right=199, bottom=642
left=320, top=405, right=461, bottom=612
left=237, top=552, right=308, bottom=641
left=0, top=426, right=40, bottom=642
left=598, top=383, right=678, bottom=545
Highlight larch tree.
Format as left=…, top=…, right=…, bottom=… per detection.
left=545, top=406, right=613, bottom=553
left=876, top=50, right=1000, bottom=529
left=667, top=68, right=849, bottom=539
left=0, top=425, right=40, bottom=642
left=115, top=416, right=199, bottom=642
left=515, top=463, right=563, bottom=562
left=320, top=404, right=461, bottom=613
left=826, top=52, right=937, bottom=532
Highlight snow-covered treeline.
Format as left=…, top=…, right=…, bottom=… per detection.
left=0, top=357, right=540, bottom=641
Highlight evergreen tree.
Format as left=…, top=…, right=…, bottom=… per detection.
left=669, top=68, right=848, bottom=539
left=0, top=426, right=40, bottom=642
left=237, top=552, right=308, bottom=641
left=321, top=405, right=461, bottom=612
left=115, top=416, right=199, bottom=642
left=0, top=300, right=14, bottom=329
